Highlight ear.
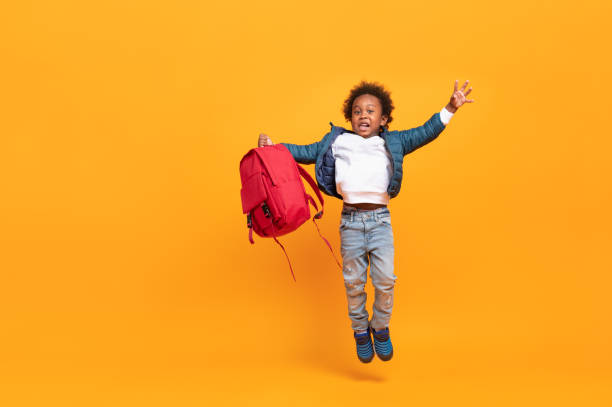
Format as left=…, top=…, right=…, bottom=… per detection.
left=381, top=115, right=388, bottom=127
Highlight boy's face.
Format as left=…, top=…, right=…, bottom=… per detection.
left=350, top=94, right=388, bottom=138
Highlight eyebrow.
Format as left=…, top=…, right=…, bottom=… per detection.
left=353, top=104, right=377, bottom=109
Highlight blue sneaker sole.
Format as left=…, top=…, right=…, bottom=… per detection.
left=358, top=354, right=374, bottom=363
left=376, top=349, right=393, bottom=361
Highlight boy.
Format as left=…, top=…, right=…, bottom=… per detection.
left=257, top=80, right=474, bottom=362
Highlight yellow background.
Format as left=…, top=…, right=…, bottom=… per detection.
left=1, top=0, right=611, bottom=405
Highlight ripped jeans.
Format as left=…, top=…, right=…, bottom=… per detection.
left=339, top=206, right=396, bottom=332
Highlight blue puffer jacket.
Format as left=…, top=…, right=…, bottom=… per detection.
left=281, top=112, right=446, bottom=200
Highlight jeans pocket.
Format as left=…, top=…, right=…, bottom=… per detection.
left=339, top=219, right=350, bottom=231
left=378, top=216, right=391, bottom=226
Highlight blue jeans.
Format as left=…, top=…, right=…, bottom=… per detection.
left=339, top=206, right=396, bottom=332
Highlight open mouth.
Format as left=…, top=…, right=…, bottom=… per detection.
left=358, top=123, right=370, bottom=131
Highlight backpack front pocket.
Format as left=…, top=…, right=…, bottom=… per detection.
left=240, top=173, right=267, bottom=214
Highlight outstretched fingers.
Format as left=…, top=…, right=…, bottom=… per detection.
left=451, top=79, right=475, bottom=107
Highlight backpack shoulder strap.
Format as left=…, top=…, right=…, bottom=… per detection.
left=296, top=164, right=324, bottom=219
left=296, top=164, right=341, bottom=269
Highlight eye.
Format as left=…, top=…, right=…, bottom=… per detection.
left=367, top=110, right=374, bottom=113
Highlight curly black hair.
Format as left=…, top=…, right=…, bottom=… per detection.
left=342, top=80, right=394, bottom=128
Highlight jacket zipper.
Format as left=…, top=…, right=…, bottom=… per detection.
left=382, top=131, right=395, bottom=195
left=321, top=126, right=343, bottom=198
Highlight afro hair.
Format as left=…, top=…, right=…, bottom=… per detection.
left=342, top=81, right=394, bottom=128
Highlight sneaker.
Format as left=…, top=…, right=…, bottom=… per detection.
left=372, top=327, right=393, bottom=361
left=354, top=328, right=374, bottom=363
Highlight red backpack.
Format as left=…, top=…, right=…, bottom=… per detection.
left=239, top=144, right=340, bottom=281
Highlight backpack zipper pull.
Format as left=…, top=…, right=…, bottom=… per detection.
left=262, top=202, right=272, bottom=218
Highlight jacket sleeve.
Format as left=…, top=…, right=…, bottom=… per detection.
left=399, top=112, right=446, bottom=155
left=280, top=141, right=321, bottom=164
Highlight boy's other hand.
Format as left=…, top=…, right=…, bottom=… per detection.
left=446, top=80, right=474, bottom=113
left=258, top=133, right=274, bottom=147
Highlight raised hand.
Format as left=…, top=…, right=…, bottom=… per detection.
left=258, top=133, right=274, bottom=147
left=446, top=80, right=474, bottom=113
